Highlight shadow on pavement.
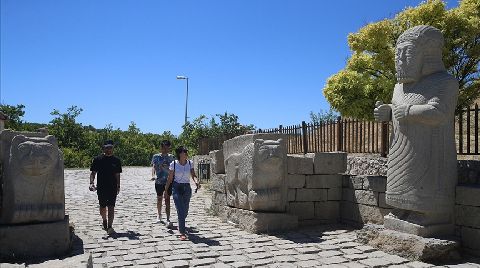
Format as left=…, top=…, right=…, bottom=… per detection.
left=108, top=230, right=142, bottom=240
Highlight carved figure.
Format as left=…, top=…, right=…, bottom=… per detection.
left=0, top=130, right=64, bottom=224
left=225, top=138, right=286, bottom=212
left=374, top=25, right=459, bottom=233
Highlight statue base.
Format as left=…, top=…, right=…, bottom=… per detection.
left=384, top=212, right=454, bottom=237
left=0, top=215, right=71, bottom=261
left=356, top=224, right=461, bottom=263
left=221, top=206, right=298, bottom=233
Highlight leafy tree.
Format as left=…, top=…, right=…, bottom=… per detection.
left=324, top=0, right=480, bottom=119
left=310, top=109, right=340, bottom=124
left=49, top=106, right=86, bottom=149
left=0, top=104, right=25, bottom=130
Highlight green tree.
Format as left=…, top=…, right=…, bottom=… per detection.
left=310, top=109, right=340, bottom=124
left=324, top=0, right=480, bottom=119
left=0, top=104, right=25, bottom=130
left=49, top=106, right=86, bottom=149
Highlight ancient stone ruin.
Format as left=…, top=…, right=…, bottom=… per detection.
left=0, top=129, right=71, bottom=260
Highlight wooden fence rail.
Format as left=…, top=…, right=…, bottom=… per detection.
left=198, top=104, right=479, bottom=156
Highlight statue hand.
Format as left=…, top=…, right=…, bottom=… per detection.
left=393, top=104, right=411, bottom=121
left=374, top=103, right=392, bottom=122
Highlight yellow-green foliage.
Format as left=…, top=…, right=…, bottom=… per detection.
left=324, top=0, right=480, bottom=119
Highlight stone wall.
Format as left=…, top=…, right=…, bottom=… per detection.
left=285, top=153, right=346, bottom=226
left=455, top=185, right=480, bottom=256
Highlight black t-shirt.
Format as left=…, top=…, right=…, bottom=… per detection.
left=90, top=154, right=122, bottom=193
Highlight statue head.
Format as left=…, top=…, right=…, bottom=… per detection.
left=395, top=25, right=445, bottom=83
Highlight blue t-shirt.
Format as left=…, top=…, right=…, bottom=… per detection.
left=151, top=153, right=175, bottom=184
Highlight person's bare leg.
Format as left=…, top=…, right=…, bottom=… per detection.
left=100, top=207, right=107, bottom=230
left=157, top=196, right=163, bottom=221
left=107, top=206, right=115, bottom=229
left=164, top=193, right=170, bottom=221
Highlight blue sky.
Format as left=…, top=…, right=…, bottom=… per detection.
left=1, top=0, right=458, bottom=135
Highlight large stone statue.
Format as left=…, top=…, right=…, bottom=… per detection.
left=374, top=25, right=459, bottom=237
left=224, top=134, right=287, bottom=212
left=0, top=130, right=65, bottom=224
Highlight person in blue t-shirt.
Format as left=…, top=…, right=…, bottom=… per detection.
left=151, top=140, right=175, bottom=227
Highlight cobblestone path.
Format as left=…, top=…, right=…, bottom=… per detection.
left=64, top=167, right=479, bottom=268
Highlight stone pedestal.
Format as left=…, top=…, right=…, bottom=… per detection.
left=384, top=212, right=454, bottom=237
left=356, top=224, right=460, bottom=263
left=220, top=206, right=298, bottom=233
left=0, top=216, right=71, bottom=261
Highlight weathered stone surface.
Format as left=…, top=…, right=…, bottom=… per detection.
left=286, top=174, right=305, bottom=188
left=458, top=160, right=480, bottom=185
left=0, top=216, right=71, bottom=260
left=358, top=204, right=389, bottom=225
left=384, top=213, right=454, bottom=237
left=220, top=206, right=298, bottom=233
left=212, top=192, right=227, bottom=205
left=287, top=189, right=296, bottom=201
left=313, top=152, right=347, bottom=174
left=295, top=189, right=327, bottom=202
left=343, top=175, right=364, bottom=189
left=455, top=205, right=480, bottom=228
left=356, top=224, right=461, bottom=262
left=0, top=130, right=65, bottom=224
left=305, top=174, right=342, bottom=189
left=287, top=202, right=314, bottom=220
left=342, top=188, right=355, bottom=203
left=456, top=186, right=480, bottom=207
left=340, top=201, right=360, bottom=223
left=327, top=188, right=342, bottom=201
left=287, top=154, right=314, bottom=175
left=346, top=155, right=387, bottom=176
left=459, top=226, right=480, bottom=254
left=373, top=26, right=458, bottom=237
left=354, top=190, right=379, bottom=206
left=362, top=176, right=386, bottom=192
left=209, top=149, right=225, bottom=174
left=211, top=173, right=226, bottom=193
left=378, top=193, right=392, bottom=208
left=224, top=134, right=287, bottom=212
left=314, top=201, right=340, bottom=221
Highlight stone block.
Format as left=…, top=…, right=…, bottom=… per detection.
left=362, top=176, right=387, bottom=192
left=343, top=175, right=364, bottom=189
left=358, top=204, right=389, bottom=224
left=287, top=154, right=314, bottom=174
left=305, top=174, right=342, bottom=189
left=354, top=190, right=379, bottom=206
left=461, top=226, right=480, bottom=254
left=287, top=189, right=296, bottom=201
left=314, top=201, right=340, bottom=221
left=287, top=202, right=314, bottom=220
left=340, top=201, right=360, bottom=223
left=384, top=213, right=454, bottom=237
left=286, top=174, right=305, bottom=188
left=0, top=130, right=65, bottom=224
left=210, top=174, right=226, bottom=193
left=356, top=224, right=461, bottom=262
left=0, top=216, right=71, bottom=260
left=456, top=186, right=480, bottom=207
left=458, top=160, right=480, bottom=185
left=221, top=206, right=298, bottom=233
left=223, top=134, right=287, bottom=212
left=327, top=188, right=342, bottom=201
left=212, top=192, right=227, bottom=205
left=346, top=155, right=387, bottom=176
left=209, top=150, right=225, bottom=174
left=455, top=205, right=480, bottom=228
left=342, top=188, right=355, bottom=202
left=295, top=188, right=327, bottom=202
left=28, top=253, right=93, bottom=268
left=313, top=152, right=347, bottom=174
left=378, top=193, right=392, bottom=208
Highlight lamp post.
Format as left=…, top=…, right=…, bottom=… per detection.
left=176, top=75, right=189, bottom=125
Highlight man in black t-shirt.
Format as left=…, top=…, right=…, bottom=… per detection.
left=89, top=140, right=122, bottom=235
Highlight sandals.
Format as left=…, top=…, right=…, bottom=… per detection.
left=179, top=234, right=187, bottom=241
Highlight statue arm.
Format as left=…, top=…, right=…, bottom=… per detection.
left=394, top=80, right=458, bottom=125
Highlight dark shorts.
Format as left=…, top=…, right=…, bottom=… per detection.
left=97, top=191, right=117, bottom=207
left=155, top=183, right=172, bottom=197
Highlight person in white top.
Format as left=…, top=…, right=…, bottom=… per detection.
left=165, top=146, right=200, bottom=240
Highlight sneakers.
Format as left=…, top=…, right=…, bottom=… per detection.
left=155, top=215, right=162, bottom=224
left=107, top=227, right=115, bottom=235
left=165, top=220, right=173, bottom=228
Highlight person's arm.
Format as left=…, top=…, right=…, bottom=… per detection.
left=165, top=170, right=174, bottom=190
left=151, top=164, right=156, bottom=180
left=89, top=171, right=97, bottom=191
left=190, top=163, right=200, bottom=190
left=116, top=173, right=121, bottom=194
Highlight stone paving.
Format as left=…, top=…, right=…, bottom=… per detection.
left=6, top=167, right=480, bottom=267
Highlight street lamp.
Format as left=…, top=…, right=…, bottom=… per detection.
left=176, top=75, right=189, bottom=125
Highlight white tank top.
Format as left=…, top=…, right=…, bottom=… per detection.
left=169, top=160, right=192, bottom=184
